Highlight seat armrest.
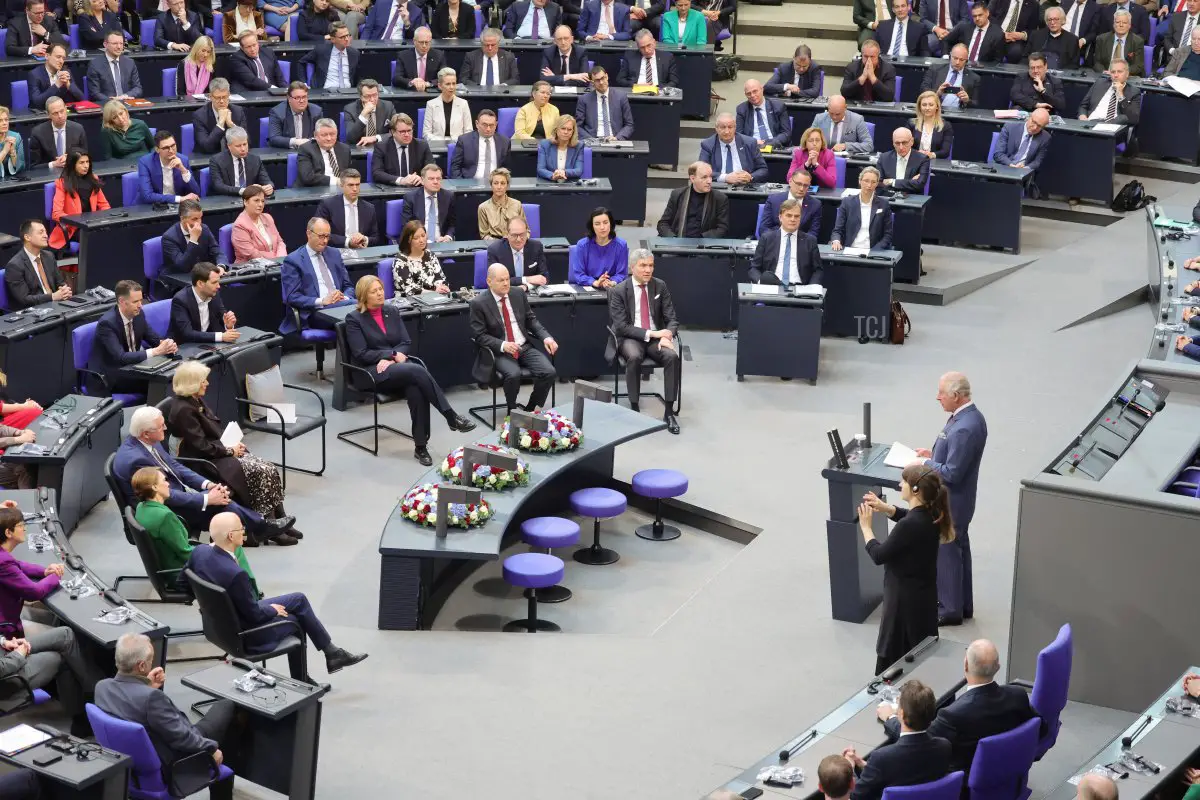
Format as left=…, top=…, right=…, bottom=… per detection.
left=282, top=382, right=327, bottom=417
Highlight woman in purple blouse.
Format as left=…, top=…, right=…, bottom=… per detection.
left=570, top=207, right=629, bottom=289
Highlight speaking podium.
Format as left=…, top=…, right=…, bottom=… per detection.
left=821, top=442, right=902, bottom=623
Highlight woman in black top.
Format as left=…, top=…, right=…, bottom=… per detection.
left=297, top=0, right=338, bottom=39
left=858, top=463, right=953, bottom=675
left=430, top=0, right=476, bottom=39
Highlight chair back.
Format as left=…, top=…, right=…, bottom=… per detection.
left=43, top=182, right=54, bottom=219
left=279, top=60, right=290, bottom=83
left=180, top=124, right=194, bottom=158
left=754, top=202, right=765, bottom=237
left=967, top=718, right=1041, bottom=800
left=865, top=121, right=877, bottom=150
left=72, top=321, right=97, bottom=387
left=123, top=172, right=140, bottom=206
left=1030, top=624, right=1072, bottom=758
left=386, top=198, right=405, bottom=239
left=568, top=242, right=578, bottom=276
left=475, top=7, right=484, bottom=29
left=288, top=11, right=299, bottom=40
left=103, top=452, right=134, bottom=543
left=893, top=75, right=903, bottom=103
left=68, top=23, right=80, bottom=49
left=258, top=117, right=269, bottom=149
left=1143, top=45, right=1153, bottom=78
left=139, top=18, right=156, bottom=44
left=143, top=237, right=164, bottom=295
left=162, top=67, right=177, bottom=98
left=497, top=106, right=517, bottom=138
left=582, top=147, right=593, bottom=179
left=338, top=111, right=346, bottom=142
left=210, top=10, right=224, bottom=42
left=987, top=132, right=1000, bottom=164
left=10, top=81, right=28, bottom=113
left=287, top=152, right=298, bottom=187
left=523, top=203, right=541, bottom=237
left=199, top=167, right=210, bottom=197
left=365, top=149, right=373, bottom=180
left=473, top=249, right=488, bottom=288
left=377, top=259, right=394, bottom=298
left=0, top=269, right=8, bottom=312
left=883, top=771, right=965, bottom=800
left=218, top=224, right=234, bottom=264
left=86, top=703, right=172, bottom=800
left=183, top=568, right=256, bottom=657
left=125, top=507, right=191, bottom=602
left=447, top=141, right=456, bottom=171
left=142, top=299, right=171, bottom=338
left=417, top=108, right=425, bottom=136
left=835, top=155, right=846, bottom=189
left=305, top=62, right=313, bottom=85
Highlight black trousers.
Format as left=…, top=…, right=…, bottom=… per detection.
left=372, top=361, right=452, bottom=445
left=620, top=338, right=679, bottom=408
left=193, top=699, right=237, bottom=800
left=493, top=346, right=556, bottom=412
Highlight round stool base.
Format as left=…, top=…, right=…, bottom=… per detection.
left=636, top=522, right=681, bottom=542
left=503, top=618, right=560, bottom=633
left=574, top=545, right=620, bottom=566
left=537, top=584, right=573, bottom=603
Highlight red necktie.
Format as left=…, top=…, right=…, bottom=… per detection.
left=639, top=283, right=651, bottom=329
left=968, top=28, right=982, bottom=62
left=500, top=296, right=516, bottom=342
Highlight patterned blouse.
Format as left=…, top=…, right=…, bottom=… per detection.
left=393, top=251, right=447, bottom=297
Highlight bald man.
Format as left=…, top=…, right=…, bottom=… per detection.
left=469, top=264, right=558, bottom=413
left=1077, top=773, right=1118, bottom=800
left=736, top=78, right=792, bottom=149
left=878, top=127, right=930, bottom=194
left=840, top=39, right=897, bottom=103
left=812, top=95, right=874, bottom=154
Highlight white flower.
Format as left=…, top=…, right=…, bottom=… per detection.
left=520, top=435, right=532, bottom=448
left=408, top=510, right=418, bottom=520
left=451, top=466, right=460, bottom=477
left=540, top=438, right=551, bottom=450
left=450, top=516, right=459, bottom=524
left=428, top=514, right=437, bottom=523
left=468, top=511, right=478, bottom=522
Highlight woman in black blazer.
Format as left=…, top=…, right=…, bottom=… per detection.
left=76, top=0, right=124, bottom=49
left=344, top=275, right=476, bottom=466
left=430, top=0, right=476, bottom=39
left=297, top=0, right=338, bottom=39
left=907, top=90, right=955, bottom=161
left=830, top=167, right=892, bottom=251
left=858, top=464, right=954, bottom=674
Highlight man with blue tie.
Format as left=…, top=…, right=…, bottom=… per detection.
left=873, top=0, right=930, bottom=56
left=575, top=66, right=635, bottom=140
left=299, top=21, right=359, bottom=90
left=280, top=218, right=355, bottom=335
left=486, top=217, right=549, bottom=287
left=749, top=199, right=823, bottom=286
left=736, top=78, right=791, bottom=149
left=991, top=108, right=1050, bottom=196
left=699, top=112, right=768, bottom=186
left=919, top=43, right=977, bottom=109
left=909, top=372, right=987, bottom=626
left=401, top=164, right=456, bottom=242
left=461, top=29, right=520, bottom=85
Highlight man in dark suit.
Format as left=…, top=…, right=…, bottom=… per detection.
left=841, top=39, right=897, bottom=102
left=1093, top=9, right=1145, bottom=73
left=296, top=118, right=351, bottom=187
left=874, top=0, right=930, bottom=55
left=29, top=96, right=86, bottom=168
left=361, top=0, right=423, bottom=39
left=542, top=24, right=591, bottom=84
left=470, top=263, right=558, bottom=413
left=460, top=28, right=520, bottom=84
left=392, top=26, right=445, bottom=90
left=627, top=0, right=664, bottom=35
left=450, top=110, right=511, bottom=179
left=846, top=681, right=952, bottom=800
left=618, top=30, right=679, bottom=86
left=504, top=0, right=562, bottom=38
left=186, top=514, right=365, bottom=678
left=209, top=126, right=275, bottom=197
left=5, top=0, right=64, bottom=58
left=315, top=169, right=380, bottom=249
left=280, top=218, right=355, bottom=334
left=1061, top=0, right=1102, bottom=53
left=758, top=169, right=821, bottom=237
left=168, top=262, right=239, bottom=344
left=95, top=633, right=238, bottom=800
left=86, top=30, right=142, bottom=104
left=6, top=220, right=70, bottom=309
left=486, top=217, right=549, bottom=287
left=608, top=249, right=680, bottom=433
left=576, top=66, right=635, bottom=139
left=765, top=44, right=823, bottom=98
left=343, top=78, right=395, bottom=148
left=228, top=31, right=285, bottom=92
left=299, top=21, right=359, bottom=89
left=372, top=112, right=433, bottom=186
left=577, top=0, right=631, bottom=39
left=919, top=0, right=971, bottom=54
left=1099, top=0, right=1150, bottom=40
left=699, top=113, right=767, bottom=185
left=268, top=82, right=323, bottom=149
left=879, top=128, right=931, bottom=194
left=1011, top=51, right=1067, bottom=111
left=190, top=78, right=247, bottom=155
left=88, top=280, right=178, bottom=394
left=919, top=43, right=979, bottom=108
left=162, top=200, right=221, bottom=274
left=944, top=2, right=1006, bottom=63
left=154, top=0, right=204, bottom=51
left=737, top=78, right=791, bottom=149
left=1077, top=58, right=1141, bottom=133
left=1025, top=6, right=1080, bottom=67
left=992, top=110, right=1051, bottom=192
left=749, top=198, right=823, bottom=288
left=987, top=0, right=1042, bottom=62
left=28, top=42, right=80, bottom=110
left=402, top=164, right=456, bottom=240
left=880, top=640, right=1035, bottom=773
left=657, top=161, right=729, bottom=238
left=1162, top=0, right=1199, bottom=58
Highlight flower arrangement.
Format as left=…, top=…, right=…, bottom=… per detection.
left=399, top=483, right=492, bottom=529
left=499, top=411, right=583, bottom=453
left=437, top=443, right=530, bottom=490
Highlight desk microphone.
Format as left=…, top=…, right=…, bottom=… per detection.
left=1121, top=715, right=1152, bottom=749
left=779, top=729, right=818, bottom=761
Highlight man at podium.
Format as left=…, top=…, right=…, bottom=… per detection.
left=748, top=198, right=822, bottom=286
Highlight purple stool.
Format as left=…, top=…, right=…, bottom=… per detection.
left=502, top=552, right=565, bottom=632
left=521, top=517, right=581, bottom=603
left=570, top=487, right=626, bottom=566
left=632, top=469, right=688, bottom=542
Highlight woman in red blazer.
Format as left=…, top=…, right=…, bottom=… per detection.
left=50, top=149, right=110, bottom=252
left=787, top=126, right=837, bottom=189
left=231, top=185, right=288, bottom=264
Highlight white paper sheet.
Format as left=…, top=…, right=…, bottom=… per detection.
left=1165, top=75, right=1200, bottom=97
left=791, top=283, right=825, bottom=297
left=220, top=422, right=243, bottom=448
left=747, top=284, right=780, bottom=295
left=0, top=724, right=51, bottom=755
left=884, top=442, right=920, bottom=468
left=264, top=403, right=297, bottom=424
left=1091, top=123, right=1122, bottom=133
left=841, top=247, right=870, bottom=257
left=538, top=283, right=577, bottom=295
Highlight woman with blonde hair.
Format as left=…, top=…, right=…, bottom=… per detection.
left=906, top=90, right=954, bottom=161
left=787, top=126, right=836, bottom=187
left=536, top=115, right=585, bottom=182
left=179, top=35, right=216, bottom=96
left=513, top=81, right=559, bottom=140
left=477, top=168, right=526, bottom=240
left=0, top=106, right=24, bottom=180
left=99, top=100, right=154, bottom=161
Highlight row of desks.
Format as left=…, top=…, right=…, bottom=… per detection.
left=1145, top=205, right=1200, bottom=365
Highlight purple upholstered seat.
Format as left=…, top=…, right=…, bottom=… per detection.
left=569, top=487, right=626, bottom=519
left=883, top=771, right=964, bottom=800
left=968, top=717, right=1040, bottom=800
left=1030, top=624, right=1072, bottom=759
left=632, top=469, right=688, bottom=500
left=503, top=552, right=564, bottom=589
left=521, top=517, right=581, bottom=549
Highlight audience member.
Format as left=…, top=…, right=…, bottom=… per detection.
left=210, top=126, right=275, bottom=197
left=138, top=130, right=200, bottom=204
left=88, top=280, right=178, bottom=394
left=478, top=167, right=527, bottom=239
left=1166, top=23, right=1200, bottom=73
left=831, top=167, right=892, bottom=251
left=393, top=220, right=450, bottom=297
left=280, top=217, right=355, bottom=334
left=314, top=170, right=378, bottom=248
left=362, top=0, right=423, bottom=39
left=423, top=68, right=472, bottom=139
left=49, top=150, right=109, bottom=253
left=1075, top=774, right=1119, bottom=800
left=874, top=0, right=929, bottom=55
left=344, top=79, right=394, bottom=148
left=160, top=202, right=221, bottom=275
left=701, top=112, right=767, bottom=185
left=990, top=0, right=1041, bottom=62
left=86, top=30, right=141, bottom=104
left=431, top=0, right=477, bottom=38
left=749, top=198, right=823, bottom=288
left=1064, top=0, right=1102, bottom=52
left=451, top=109, right=511, bottom=179
left=224, top=0, right=266, bottom=42
left=167, top=262, right=238, bottom=344
left=6, top=220, right=69, bottom=308
left=229, top=30, right=285, bottom=92
left=628, top=0, right=664, bottom=34
left=515, top=81, right=560, bottom=139
left=879, top=127, right=930, bottom=193
left=231, top=186, right=288, bottom=262
left=156, top=0, right=204, bottom=50
left=5, top=0, right=65, bottom=59
left=537, top=115, right=585, bottom=181
left=192, top=78, right=247, bottom=155
left=298, top=0, right=340, bottom=39
left=608, top=249, right=679, bottom=432
left=579, top=0, right=630, bottom=41
left=852, top=0, right=889, bottom=44
left=921, top=0, right=970, bottom=52
left=99, top=99, right=154, bottom=160
left=1100, top=0, right=1150, bottom=41
left=29, top=42, right=80, bottom=109
left=737, top=78, right=791, bottom=149
left=992, top=109, right=1051, bottom=194
left=766, top=44, right=823, bottom=98
left=919, top=43, right=978, bottom=108
left=813, top=95, right=873, bottom=153
left=31, top=98, right=85, bottom=170
left=576, top=66, right=635, bottom=139
left=78, top=0, right=122, bottom=48
left=1011, top=51, right=1066, bottom=112
left=818, top=754, right=855, bottom=800
left=300, top=20, right=358, bottom=89
left=462, top=28, right=520, bottom=85
left=505, top=0, right=561, bottom=38
left=1163, top=0, right=1200, bottom=58
left=759, top=169, right=821, bottom=236
left=661, top=0, right=706, bottom=44
left=266, top=0, right=302, bottom=39
left=788, top=126, right=836, bottom=187
left=373, top=112, right=433, bottom=186
left=842, top=39, right=896, bottom=102
left=845, top=681, right=951, bottom=800
left=269, top=81, right=322, bottom=149
left=402, top=164, right=456, bottom=241
left=657, top=161, right=728, bottom=238
left=297, top=118, right=351, bottom=187
left=327, top=0, right=368, bottom=38
left=0, top=410, right=36, bottom=487
left=1094, top=9, right=1145, bottom=73
left=907, top=91, right=954, bottom=160
left=394, top=26, right=445, bottom=89
left=179, top=36, right=216, bottom=96
left=944, top=2, right=1005, bottom=63
left=1026, top=6, right=1079, bottom=67
left=571, top=206, right=628, bottom=289
left=487, top=216, right=548, bottom=286
left=1077, top=58, right=1140, bottom=131
left=543, top=24, right=591, bottom=85
left=618, top=29, right=679, bottom=86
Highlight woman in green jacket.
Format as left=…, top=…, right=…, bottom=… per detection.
left=131, top=466, right=261, bottom=598
left=660, top=0, right=707, bottom=46
left=99, top=100, right=154, bottom=162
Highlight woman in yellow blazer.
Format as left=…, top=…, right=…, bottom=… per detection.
left=660, top=0, right=707, bottom=45
left=513, top=81, right=560, bottom=140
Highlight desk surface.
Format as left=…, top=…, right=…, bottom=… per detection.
left=1, top=395, right=121, bottom=467
left=0, top=725, right=129, bottom=789
left=182, top=660, right=326, bottom=721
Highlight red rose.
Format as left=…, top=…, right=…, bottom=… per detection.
left=530, top=431, right=541, bottom=440
left=417, top=513, right=426, bottom=522
left=468, top=504, right=475, bottom=511
left=422, top=503, right=431, bottom=513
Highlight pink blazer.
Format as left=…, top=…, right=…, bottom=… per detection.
left=787, top=146, right=837, bottom=188
left=231, top=210, right=287, bottom=263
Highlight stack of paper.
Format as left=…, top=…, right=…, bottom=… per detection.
left=884, top=442, right=919, bottom=468
left=538, top=284, right=577, bottom=296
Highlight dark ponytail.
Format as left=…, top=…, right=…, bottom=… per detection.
left=900, top=464, right=955, bottom=544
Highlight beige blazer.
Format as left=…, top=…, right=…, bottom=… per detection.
left=423, top=95, right=473, bottom=139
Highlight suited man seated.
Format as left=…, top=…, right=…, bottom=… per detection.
left=991, top=109, right=1051, bottom=193
left=191, top=78, right=247, bottom=155
left=185, top=513, right=366, bottom=680
left=842, top=39, right=896, bottom=102
left=1063, top=0, right=1102, bottom=53
left=316, top=169, right=380, bottom=249
left=758, top=169, right=821, bottom=237
left=879, top=640, right=1038, bottom=774
left=486, top=217, right=548, bottom=288
left=1093, top=8, right=1145, bottom=73
left=879, top=127, right=930, bottom=194
left=209, top=126, right=275, bottom=198
left=1010, top=52, right=1067, bottom=113
left=372, top=112, right=433, bottom=186
left=987, top=0, right=1041, bottom=63
left=95, top=634, right=238, bottom=800
left=297, top=118, right=351, bottom=187
left=1025, top=6, right=1080, bottom=68
left=577, top=0, right=631, bottom=39
left=817, top=753, right=858, bottom=800
left=86, top=30, right=142, bottom=104
left=737, top=78, right=791, bottom=149
left=765, top=44, right=823, bottom=98
left=29, top=42, right=81, bottom=110
left=5, top=219, right=70, bottom=309
left=401, top=164, right=457, bottom=241
left=919, top=43, right=979, bottom=109
left=450, top=110, right=511, bottom=179
left=268, top=82, right=323, bottom=150
left=830, top=167, right=893, bottom=252
left=168, top=262, right=239, bottom=345
left=229, top=31, right=285, bottom=92
left=88, top=280, right=178, bottom=395
left=576, top=66, right=635, bottom=140
left=461, top=28, right=520, bottom=85
left=542, top=25, right=591, bottom=85
left=344, top=79, right=395, bottom=149
left=1163, top=0, right=1200, bottom=60
left=155, top=0, right=204, bottom=51
left=6, top=0, right=65, bottom=58
left=1168, top=22, right=1200, bottom=73
left=750, top=198, right=823, bottom=289
left=280, top=217, right=355, bottom=335
left=656, top=161, right=729, bottom=238
left=845, top=681, right=952, bottom=800
left=138, top=131, right=201, bottom=205
left=392, top=26, right=445, bottom=90
left=618, top=30, right=680, bottom=87
left=505, top=0, right=562, bottom=38
left=943, top=2, right=1006, bottom=64
left=1077, top=59, right=1141, bottom=136
left=361, top=0, right=423, bottom=40
left=873, top=0, right=930, bottom=56
left=300, top=21, right=359, bottom=90
left=814, top=95, right=873, bottom=154
left=1100, top=0, right=1150, bottom=42
left=163, top=200, right=221, bottom=275
left=469, top=264, right=559, bottom=413
left=608, top=250, right=680, bottom=433
left=700, top=113, right=767, bottom=186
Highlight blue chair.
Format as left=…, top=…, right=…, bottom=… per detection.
left=10, top=81, right=28, bottom=112
left=835, top=155, right=846, bottom=188
left=498, top=106, right=517, bottom=138
left=967, top=718, right=1041, bottom=800
left=754, top=202, right=765, bottom=237
left=475, top=7, right=484, bottom=29
left=287, top=152, right=298, bottom=187
left=0, top=269, right=8, bottom=311
left=143, top=237, right=165, bottom=298
left=385, top=199, right=405, bottom=239
left=210, top=11, right=224, bottom=43
left=259, top=117, right=269, bottom=148
left=376, top=259, right=394, bottom=298
left=198, top=167, right=210, bottom=197
left=71, top=322, right=146, bottom=406
left=473, top=249, right=488, bottom=287
left=581, top=147, right=593, bottom=179
left=162, top=67, right=177, bottom=97
left=1144, top=45, right=1154, bottom=78
left=1027, top=623, right=1072, bottom=760
left=288, top=11, right=299, bottom=40
left=523, top=203, right=541, bottom=237
left=883, top=772, right=965, bottom=800
left=893, top=75, right=903, bottom=102
left=218, top=223, right=234, bottom=264
left=817, top=69, right=826, bottom=96
left=68, top=23, right=80, bottom=49
left=447, top=141, right=456, bottom=172
left=417, top=108, right=425, bottom=136
left=865, top=121, right=877, bottom=150
left=987, top=131, right=1001, bottom=163
left=122, top=172, right=140, bottom=206
left=180, top=124, right=194, bottom=157
left=142, top=299, right=171, bottom=337
left=365, top=149, right=374, bottom=181
left=139, top=18, right=156, bottom=45
left=279, top=60, right=291, bottom=84
left=339, top=111, right=346, bottom=142
left=305, top=63, right=313, bottom=85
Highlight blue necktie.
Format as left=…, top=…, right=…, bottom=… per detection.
left=1015, top=131, right=1030, bottom=163
left=485, top=58, right=495, bottom=86
left=723, top=143, right=732, bottom=176
left=892, top=21, right=903, bottom=56
left=755, top=108, right=768, bottom=141
left=514, top=250, right=524, bottom=277
left=781, top=233, right=793, bottom=285
left=426, top=194, right=438, bottom=238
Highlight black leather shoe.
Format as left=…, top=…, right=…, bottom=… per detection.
left=263, top=516, right=295, bottom=533
left=938, top=615, right=963, bottom=627
left=446, top=413, right=477, bottom=432
left=242, top=536, right=261, bottom=547
left=664, top=413, right=680, bottom=435
left=325, top=648, right=368, bottom=674
left=270, top=533, right=299, bottom=546
left=414, top=446, right=433, bottom=466
left=629, top=402, right=640, bottom=413
left=286, top=528, right=304, bottom=539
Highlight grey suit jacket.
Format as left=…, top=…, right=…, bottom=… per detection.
left=95, top=674, right=216, bottom=767
left=812, top=109, right=873, bottom=154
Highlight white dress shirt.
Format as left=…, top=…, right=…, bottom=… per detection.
left=893, top=152, right=909, bottom=182
left=517, top=4, right=546, bottom=37
left=159, top=158, right=180, bottom=198
left=773, top=229, right=799, bottom=282
left=23, top=248, right=48, bottom=293
left=715, top=137, right=742, bottom=182
left=323, top=46, right=350, bottom=90
left=850, top=201, right=873, bottom=249
left=320, top=147, right=340, bottom=185
left=1065, top=0, right=1085, bottom=33
left=481, top=54, right=501, bottom=83
left=997, top=0, right=1019, bottom=30
left=640, top=54, right=659, bottom=85
left=748, top=102, right=773, bottom=139
left=474, top=136, right=496, bottom=180
left=191, top=288, right=223, bottom=342
left=491, top=290, right=526, bottom=346
left=344, top=199, right=360, bottom=239
left=598, top=0, right=616, bottom=34
left=890, top=18, right=910, bottom=55
left=254, top=216, right=274, bottom=249
left=1086, top=85, right=1117, bottom=119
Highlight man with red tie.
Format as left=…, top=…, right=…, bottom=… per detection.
left=943, top=1, right=1006, bottom=63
